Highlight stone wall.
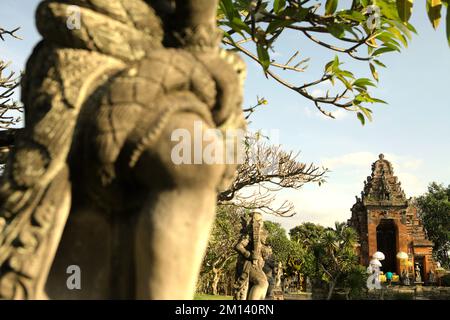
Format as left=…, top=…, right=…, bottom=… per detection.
left=312, top=286, right=450, bottom=300
left=366, top=286, right=450, bottom=300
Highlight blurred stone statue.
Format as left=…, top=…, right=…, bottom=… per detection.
left=262, top=247, right=275, bottom=298
left=233, top=213, right=269, bottom=300
left=401, top=269, right=410, bottom=286
left=415, top=264, right=422, bottom=283
left=428, top=270, right=435, bottom=285
left=275, top=262, right=283, bottom=288
left=0, top=0, right=246, bottom=299
left=270, top=261, right=284, bottom=300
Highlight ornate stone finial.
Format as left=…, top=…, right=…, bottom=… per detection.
left=379, top=153, right=385, bottom=160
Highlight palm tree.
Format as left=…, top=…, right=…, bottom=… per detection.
left=313, top=222, right=359, bottom=300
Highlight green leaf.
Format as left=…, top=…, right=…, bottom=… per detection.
left=257, top=44, right=270, bottom=72
left=325, top=0, right=338, bottom=15
left=328, top=24, right=346, bottom=39
left=339, top=70, right=355, bottom=78
left=353, top=78, right=375, bottom=88
left=427, top=0, right=443, bottom=29
left=360, top=107, right=373, bottom=122
left=375, top=0, right=401, bottom=20
left=325, top=60, right=334, bottom=73
left=387, top=26, right=409, bottom=47
left=338, top=10, right=366, bottom=22
left=389, top=19, right=413, bottom=39
left=273, top=0, right=286, bottom=14
left=371, top=98, right=388, bottom=104
left=373, top=59, right=387, bottom=68
left=369, top=63, right=379, bottom=81
left=266, top=19, right=292, bottom=34
left=357, top=112, right=366, bottom=125
left=220, top=0, right=237, bottom=20
left=396, top=0, right=414, bottom=22
left=372, top=46, right=398, bottom=56
left=336, top=74, right=353, bottom=90
left=231, top=16, right=252, bottom=35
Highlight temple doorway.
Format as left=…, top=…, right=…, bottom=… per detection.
left=376, top=219, right=397, bottom=273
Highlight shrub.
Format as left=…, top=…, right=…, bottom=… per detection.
left=440, top=274, right=450, bottom=287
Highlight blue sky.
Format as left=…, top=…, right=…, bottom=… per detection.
left=1, top=1, right=449, bottom=231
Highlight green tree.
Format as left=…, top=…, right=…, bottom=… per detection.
left=199, top=205, right=246, bottom=295
left=219, top=0, right=449, bottom=124
left=264, top=221, right=292, bottom=264
left=416, top=182, right=450, bottom=268
left=289, top=222, right=326, bottom=249
left=312, top=222, right=360, bottom=300
left=290, top=221, right=362, bottom=299
left=287, top=223, right=326, bottom=289
left=264, top=221, right=316, bottom=291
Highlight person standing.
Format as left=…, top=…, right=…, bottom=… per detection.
left=386, top=271, right=393, bottom=286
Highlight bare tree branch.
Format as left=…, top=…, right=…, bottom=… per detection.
left=218, top=134, right=327, bottom=216
left=0, top=27, right=22, bottom=129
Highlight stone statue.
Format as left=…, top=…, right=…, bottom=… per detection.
left=415, top=264, right=422, bottom=283
left=428, top=270, right=435, bottom=285
left=233, top=213, right=269, bottom=300
left=401, top=269, right=410, bottom=286
left=262, top=246, right=275, bottom=298
left=0, top=0, right=246, bottom=299
left=269, top=261, right=284, bottom=300
left=274, top=262, right=283, bottom=289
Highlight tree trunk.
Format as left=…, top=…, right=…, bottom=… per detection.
left=211, top=268, right=221, bottom=296
left=327, top=280, right=336, bottom=300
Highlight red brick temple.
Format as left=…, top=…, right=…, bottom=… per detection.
left=348, top=154, right=436, bottom=281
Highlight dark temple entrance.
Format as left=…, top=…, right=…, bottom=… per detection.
left=376, top=219, right=397, bottom=273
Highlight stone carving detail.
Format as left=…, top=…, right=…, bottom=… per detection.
left=0, top=0, right=246, bottom=299
left=363, top=154, right=407, bottom=205
left=415, top=264, right=422, bottom=283
left=233, top=213, right=269, bottom=300
left=274, top=262, right=283, bottom=289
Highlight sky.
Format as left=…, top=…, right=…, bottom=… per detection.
left=1, top=1, right=449, bottom=232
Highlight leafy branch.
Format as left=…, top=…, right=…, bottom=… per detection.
left=218, top=0, right=449, bottom=124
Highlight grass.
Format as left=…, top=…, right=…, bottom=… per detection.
left=194, top=294, right=233, bottom=300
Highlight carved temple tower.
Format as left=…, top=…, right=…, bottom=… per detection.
left=348, top=154, right=436, bottom=281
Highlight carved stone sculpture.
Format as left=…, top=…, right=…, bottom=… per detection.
left=262, top=246, right=275, bottom=298
left=0, top=0, right=246, bottom=299
left=415, top=264, right=422, bottom=283
left=274, top=262, right=283, bottom=289
left=233, top=213, right=269, bottom=300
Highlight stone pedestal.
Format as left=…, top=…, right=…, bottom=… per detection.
left=271, top=287, right=284, bottom=300
left=414, top=282, right=424, bottom=299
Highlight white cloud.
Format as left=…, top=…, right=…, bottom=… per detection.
left=311, top=89, right=324, bottom=98
left=332, top=108, right=348, bottom=120
left=321, top=151, right=375, bottom=170
left=264, top=182, right=357, bottom=231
